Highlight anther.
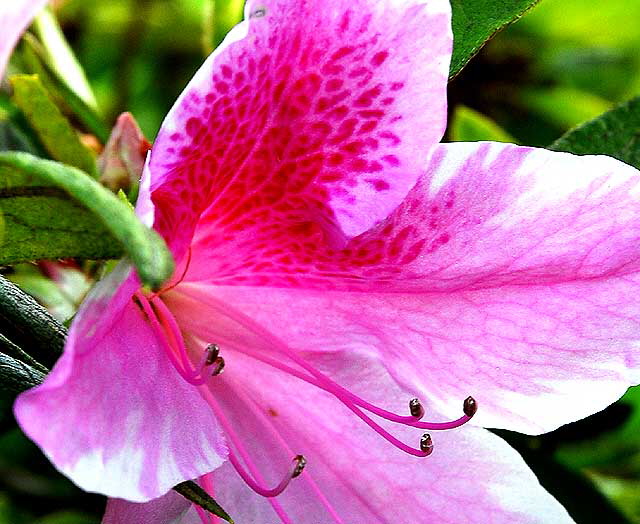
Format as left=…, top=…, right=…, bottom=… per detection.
left=205, top=343, right=220, bottom=365
left=463, top=396, right=477, bottom=418
left=409, top=398, right=424, bottom=419
left=291, top=455, right=307, bottom=478
left=211, top=356, right=225, bottom=376
left=419, top=434, right=433, bottom=454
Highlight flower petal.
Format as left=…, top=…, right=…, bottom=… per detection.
left=148, top=0, right=451, bottom=259
left=178, top=341, right=574, bottom=524
left=173, top=150, right=640, bottom=437
left=14, top=264, right=227, bottom=501
left=103, top=491, right=192, bottom=524
left=0, top=0, right=48, bottom=77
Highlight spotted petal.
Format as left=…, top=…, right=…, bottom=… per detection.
left=147, top=0, right=451, bottom=261
left=14, top=264, right=227, bottom=501
left=175, top=143, right=640, bottom=434
left=132, top=294, right=573, bottom=524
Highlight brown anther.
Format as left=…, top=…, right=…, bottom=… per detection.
left=211, top=356, right=225, bottom=376
left=292, top=455, right=307, bottom=478
left=419, top=433, right=433, bottom=454
left=463, top=396, right=477, bottom=417
left=409, top=398, right=424, bottom=418
left=205, top=343, right=220, bottom=365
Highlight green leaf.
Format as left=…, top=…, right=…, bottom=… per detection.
left=33, top=8, right=98, bottom=110
left=0, top=275, right=65, bottom=369
left=550, top=95, right=640, bottom=170
left=449, top=0, right=541, bottom=78
left=10, top=75, right=97, bottom=176
left=0, top=352, right=45, bottom=394
left=0, top=183, right=125, bottom=265
left=521, top=86, right=612, bottom=130
left=174, top=480, right=234, bottom=523
left=449, top=105, right=516, bottom=142
left=0, top=152, right=174, bottom=290
left=20, top=34, right=109, bottom=143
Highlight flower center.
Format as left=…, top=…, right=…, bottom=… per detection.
left=133, top=290, right=476, bottom=518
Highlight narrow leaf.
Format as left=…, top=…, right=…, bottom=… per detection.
left=174, top=480, right=234, bottom=523
left=449, top=0, right=541, bottom=78
left=0, top=275, right=65, bottom=369
left=0, top=333, right=49, bottom=375
left=0, top=152, right=174, bottom=290
left=20, top=33, right=109, bottom=143
left=10, top=74, right=97, bottom=176
left=550, top=95, right=640, bottom=170
left=33, top=8, right=98, bottom=110
left=0, top=351, right=45, bottom=394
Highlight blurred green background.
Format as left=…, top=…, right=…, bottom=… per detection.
left=1, top=0, right=639, bottom=522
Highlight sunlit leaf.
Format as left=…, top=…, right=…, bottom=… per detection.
left=10, top=75, right=97, bottom=176
left=551, top=95, right=640, bottom=170
left=449, top=0, right=541, bottom=78
left=449, top=105, right=516, bottom=142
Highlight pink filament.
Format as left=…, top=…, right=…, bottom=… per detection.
left=233, top=382, right=345, bottom=524
left=198, top=387, right=297, bottom=521
left=135, top=292, right=210, bottom=386
left=178, top=291, right=474, bottom=453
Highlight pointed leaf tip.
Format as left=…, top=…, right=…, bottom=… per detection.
left=173, top=480, right=234, bottom=523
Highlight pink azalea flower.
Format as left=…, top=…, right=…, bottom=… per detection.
left=12, top=0, right=640, bottom=522
left=0, top=0, right=48, bottom=78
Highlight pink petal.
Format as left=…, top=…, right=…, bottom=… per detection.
left=172, top=141, right=640, bottom=434
left=14, top=264, right=227, bottom=501
left=103, top=491, right=191, bottom=524
left=147, top=0, right=451, bottom=260
left=0, top=0, right=48, bottom=77
left=170, top=334, right=573, bottom=523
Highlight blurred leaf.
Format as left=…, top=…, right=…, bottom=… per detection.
left=0, top=152, right=174, bottom=290
left=10, top=265, right=91, bottom=324
left=33, top=8, right=98, bottom=110
left=521, top=86, right=611, bottom=130
left=450, top=105, right=516, bottom=142
left=495, top=429, right=633, bottom=524
left=20, top=35, right=109, bottom=143
left=10, top=75, right=97, bottom=176
left=33, top=511, right=99, bottom=524
left=0, top=275, right=65, bottom=369
left=551, top=95, right=640, bottom=169
left=450, top=0, right=541, bottom=78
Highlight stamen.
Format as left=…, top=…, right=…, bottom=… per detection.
left=134, top=292, right=224, bottom=386
left=409, top=398, right=424, bottom=419
left=198, top=386, right=305, bottom=502
left=291, top=455, right=307, bottom=478
left=463, top=396, right=477, bottom=417
left=211, top=356, right=225, bottom=376
left=205, top=343, right=220, bottom=365
left=419, top=434, right=433, bottom=454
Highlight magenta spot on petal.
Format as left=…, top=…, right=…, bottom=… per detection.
left=390, top=82, right=404, bottom=91
left=371, top=51, right=389, bottom=67
left=368, top=179, right=390, bottom=191
left=438, top=233, right=450, bottom=244
left=332, top=46, right=356, bottom=61
left=326, top=78, right=343, bottom=92
left=381, top=154, right=400, bottom=167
